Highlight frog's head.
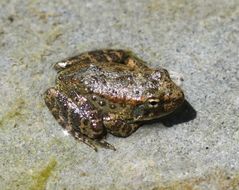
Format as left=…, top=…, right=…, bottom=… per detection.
left=132, top=69, right=184, bottom=121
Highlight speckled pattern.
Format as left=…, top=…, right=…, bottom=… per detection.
left=44, top=49, right=184, bottom=151
left=0, top=0, right=239, bottom=190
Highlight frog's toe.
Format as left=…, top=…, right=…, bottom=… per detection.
left=96, top=139, right=116, bottom=151
left=81, top=140, right=98, bottom=152
left=73, top=131, right=115, bottom=151
left=73, top=132, right=99, bottom=151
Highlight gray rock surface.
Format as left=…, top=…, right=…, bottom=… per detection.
left=0, top=0, right=239, bottom=189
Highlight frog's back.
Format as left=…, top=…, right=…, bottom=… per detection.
left=58, top=62, right=161, bottom=105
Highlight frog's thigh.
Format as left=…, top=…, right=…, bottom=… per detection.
left=44, top=88, right=103, bottom=151
left=104, top=119, right=140, bottom=137
left=44, top=87, right=72, bottom=131
left=54, top=49, right=148, bottom=72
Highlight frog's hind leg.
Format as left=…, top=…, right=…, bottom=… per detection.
left=44, top=87, right=115, bottom=151
left=71, top=131, right=116, bottom=151
left=44, top=88, right=97, bottom=150
left=71, top=131, right=116, bottom=152
left=72, top=131, right=116, bottom=151
left=95, top=139, right=116, bottom=151
left=44, top=88, right=74, bottom=133
left=54, top=49, right=148, bottom=72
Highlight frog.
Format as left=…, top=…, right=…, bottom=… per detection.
left=44, top=49, right=185, bottom=151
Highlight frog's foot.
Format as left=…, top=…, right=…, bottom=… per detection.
left=95, top=139, right=116, bottom=151
left=73, top=131, right=115, bottom=151
left=73, top=131, right=98, bottom=151
left=44, top=87, right=112, bottom=151
left=169, top=70, right=184, bottom=87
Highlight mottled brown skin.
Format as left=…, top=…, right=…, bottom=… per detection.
left=44, top=49, right=184, bottom=151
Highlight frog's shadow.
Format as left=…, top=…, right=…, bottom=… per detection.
left=143, top=100, right=197, bottom=127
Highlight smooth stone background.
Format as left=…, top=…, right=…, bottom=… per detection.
left=0, top=0, right=238, bottom=189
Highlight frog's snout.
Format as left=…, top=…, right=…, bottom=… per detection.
left=163, top=88, right=184, bottom=112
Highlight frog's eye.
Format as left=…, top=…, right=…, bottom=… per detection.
left=147, top=98, right=160, bottom=108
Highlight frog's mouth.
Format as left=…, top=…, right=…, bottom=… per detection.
left=132, top=105, right=165, bottom=122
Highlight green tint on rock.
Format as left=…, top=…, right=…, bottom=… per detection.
left=30, top=159, right=57, bottom=190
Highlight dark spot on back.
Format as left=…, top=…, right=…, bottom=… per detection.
left=121, top=103, right=126, bottom=108
left=86, top=87, right=93, bottom=93
left=108, top=51, right=124, bottom=63
left=91, top=51, right=106, bottom=62
left=83, top=118, right=89, bottom=126
left=110, top=104, right=116, bottom=109
left=99, top=100, right=106, bottom=106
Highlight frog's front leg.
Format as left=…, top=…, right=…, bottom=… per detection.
left=44, top=87, right=115, bottom=151
left=54, top=49, right=148, bottom=72
left=103, top=115, right=141, bottom=137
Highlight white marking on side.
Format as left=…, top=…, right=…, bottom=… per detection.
left=62, top=129, right=70, bottom=136
left=57, top=62, right=68, bottom=68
